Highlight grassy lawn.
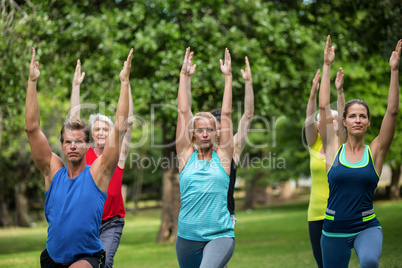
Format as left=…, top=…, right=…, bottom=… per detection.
left=0, top=200, right=401, bottom=267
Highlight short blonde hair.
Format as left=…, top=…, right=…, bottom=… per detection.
left=190, top=112, right=218, bottom=150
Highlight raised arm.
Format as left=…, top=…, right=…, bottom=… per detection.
left=335, top=67, right=347, bottom=143
left=233, top=56, right=254, bottom=165
left=305, top=69, right=320, bottom=148
left=25, top=48, right=63, bottom=190
left=91, top=49, right=133, bottom=193
left=70, top=59, right=85, bottom=121
left=217, top=48, right=234, bottom=174
left=176, top=48, right=195, bottom=171
left=318, top=35, right=339, bottom=168
left=186, top=51, right=196, bottom=118
left=118, top=84, right=133, bottom=169
left=370, top=39, right=401, bottom=174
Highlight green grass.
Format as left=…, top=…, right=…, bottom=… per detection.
left=0, top=200, right=401, bottom=267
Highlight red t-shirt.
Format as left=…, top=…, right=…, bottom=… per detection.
left=86, top=147, right=125, bottom=220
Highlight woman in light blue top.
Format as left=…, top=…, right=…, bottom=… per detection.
left=175, top=47, right=235, bottom=268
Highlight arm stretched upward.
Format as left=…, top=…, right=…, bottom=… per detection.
left=25, top=48, right=64, bottom=191
left=370, top=39, right=401, bottom=175
left=217, top=48, right=234, bottom=174
left=90, top=49, right=133, bottom=193
left=176, top=48, right=196, bottom=172
left=233, top=56, right=254, bottom=165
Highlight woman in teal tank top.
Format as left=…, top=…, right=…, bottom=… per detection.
left=175, top=47, right=235, bottom=268
left=318, top=36, right=401, bottom=268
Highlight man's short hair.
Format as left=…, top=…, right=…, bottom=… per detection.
left=60, top=119, right=90, bottom=143
left=210, top=108, right=222, bottom=122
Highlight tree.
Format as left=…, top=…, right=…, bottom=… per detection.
left=0, top=0, right=43, bottom=226
left=2, top=0, right=399, bottom=234
left=300, top=0, right=402, bottom=199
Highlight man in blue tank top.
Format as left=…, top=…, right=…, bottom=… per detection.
left=25, top=48, right=133, bottom=267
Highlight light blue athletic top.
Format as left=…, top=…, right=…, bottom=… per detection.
left=178, top=150, right=234, bottom=241
left=45, top=166, right=107, bottom=263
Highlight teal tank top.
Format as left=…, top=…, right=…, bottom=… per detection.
left=178, top=150, right=234, bottom=241
left=45, top=166, right=107, bottom=263
left=323, top=145, right=381, bottom=236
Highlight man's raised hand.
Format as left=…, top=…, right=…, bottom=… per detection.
left=29, top=48, right=40, bottom=82
left=73, top=59, right=85, bottom=86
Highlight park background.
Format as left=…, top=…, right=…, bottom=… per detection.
left=0, top=0, right=401, bottom=267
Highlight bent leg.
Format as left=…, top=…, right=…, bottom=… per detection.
left=200, top=237, right=235, bottom=268
left=308, top=220, right=324, bottom=268
left=321, top=234, right=351, bottom=268
left=74, top=249, right=106, bottom=268
left=176, top=236, right=205, bottom=268
left=99, top=217, right=125, bottom=268
left=40, top=249, right=60, bottom=268
left=354, top=227, right=383, bottom=268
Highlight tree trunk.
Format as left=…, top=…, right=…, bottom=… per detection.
left=133, top=150, right=145, bottom=211
left=243, top=173, right=264, bottom=210
left=156, top=166, right=180, bottom=243
left=133, top=168, right=143, bottom=211
left=0, top=196, right=8, bottom=227
left=0, top=112, right=6, bottom=226
left=156, top=128, right=180, bottom=243
left=389, top=164, right=401, bottom=200
left=16, top=182, right=30, bottom=227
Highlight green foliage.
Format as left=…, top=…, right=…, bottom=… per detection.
left=1, top=0, right=401, bottom=215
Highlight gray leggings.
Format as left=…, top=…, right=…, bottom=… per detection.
left=99, top=216, right=125, bottom=268
left=176, top=236, right=235, bottom=268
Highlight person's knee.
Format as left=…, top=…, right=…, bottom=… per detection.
left=359, top=255, right=379, bottom=268
left=360, top=259, right=378, bottom=268
left=69, top=260, right=92, bottom=268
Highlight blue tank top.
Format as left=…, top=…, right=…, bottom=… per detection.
left=45, top=166, right=107, bottom=263
left=323, top=145, right=381, bottom=236
left=178, top=150, right=234, bottom=241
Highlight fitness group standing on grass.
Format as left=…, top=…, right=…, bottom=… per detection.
left=24, top=36, right=400, bottom=268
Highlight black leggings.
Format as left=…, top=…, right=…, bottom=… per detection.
left=308, top=220, right=324, bottom=268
